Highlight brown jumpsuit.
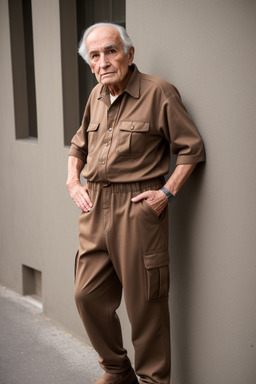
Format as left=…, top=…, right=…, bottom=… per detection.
left=69, top=65, right=205, bottom=383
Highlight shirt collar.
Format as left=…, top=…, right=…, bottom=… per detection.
left=98, top=64, right=141, bottom=101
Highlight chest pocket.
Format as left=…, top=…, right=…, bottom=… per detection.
left=117, top=121, right=150, bottom=155
left=86, top=122, right=100, bottom=153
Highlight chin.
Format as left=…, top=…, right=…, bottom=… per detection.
left=101, top=79, right=118, bottom=86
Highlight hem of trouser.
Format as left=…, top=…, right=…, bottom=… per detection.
left=102, top=363, right=134, bottom=375
left=100, top=366, right=138, bottom=383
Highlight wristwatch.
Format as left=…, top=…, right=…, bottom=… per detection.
left=161, top=187, right=175, bottom=203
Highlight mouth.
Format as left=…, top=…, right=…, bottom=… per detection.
left=101, top=72, right=115, bottom=79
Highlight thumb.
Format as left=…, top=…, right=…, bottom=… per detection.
left=131, top=191, right=149, bottom=203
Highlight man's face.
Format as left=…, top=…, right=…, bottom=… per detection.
left=86, top=26, right=134, bottom=95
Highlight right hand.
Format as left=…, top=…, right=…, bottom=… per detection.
left=67, top=180, right=93, bottom=212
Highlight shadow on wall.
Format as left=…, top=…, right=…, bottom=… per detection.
left=169, top=161, right=206, bottom=382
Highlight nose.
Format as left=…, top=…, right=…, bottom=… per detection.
left=99, top=53, right=109, bottom=68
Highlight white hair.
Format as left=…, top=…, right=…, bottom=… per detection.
left=78, top=22, right=134, bottom=64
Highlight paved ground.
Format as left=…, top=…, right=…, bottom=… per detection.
left=0, top=285, right=103, bottom=384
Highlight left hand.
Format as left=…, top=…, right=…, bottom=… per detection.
left=131, top=189, right=168, bottom=216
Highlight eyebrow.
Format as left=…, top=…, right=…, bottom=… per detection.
left=105, top=44, right=119, bottom=51
left=89, top=44, right=120, bottom=56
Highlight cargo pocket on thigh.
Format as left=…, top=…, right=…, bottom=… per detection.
left=144, top=251, right=170, bottom=301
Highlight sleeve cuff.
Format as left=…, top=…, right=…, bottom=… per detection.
left=68, top=145, right=87, bottom=163
left=176, top=153, right=206, bottom=165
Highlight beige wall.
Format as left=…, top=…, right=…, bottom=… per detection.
left=0, top=0, right=256, bottom=383
left=127, top=0, right=256, bottom=383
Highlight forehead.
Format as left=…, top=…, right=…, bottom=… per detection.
left=86, top=26, right=122, bottom=51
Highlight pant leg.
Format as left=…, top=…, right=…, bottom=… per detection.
left=105, top=182, right=171, bottom=384
left=74, top=186, right=132, bottom=373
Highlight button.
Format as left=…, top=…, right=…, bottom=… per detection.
left=130, top=125, right=134, bottom=130
left=101, top=161, right=105, bottom=165
left=109, top=127, right=112, bottom=131
left=105, top=143, right=109, bottom=147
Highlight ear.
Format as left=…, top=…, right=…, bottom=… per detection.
left=128, top=47, right=135, bottom=66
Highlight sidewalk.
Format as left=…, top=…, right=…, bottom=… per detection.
left=0, top=285, right=102, bottom=384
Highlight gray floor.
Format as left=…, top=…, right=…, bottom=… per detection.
left=0, top=285, right=103, bottom=384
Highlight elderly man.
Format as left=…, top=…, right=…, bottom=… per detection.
left=67, top=22, right=205, bottom=384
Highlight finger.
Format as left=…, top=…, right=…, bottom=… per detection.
left=78, top=199, right=91, bottom=212
left=131, top=191, right=150, bottom=203
left=80, top=193, right=93, bottom=212
left=73, top=194, right=86, bottom=211
left=72, top=189, right=92, bottom=212
left=81, top=189, right=93, bottom=208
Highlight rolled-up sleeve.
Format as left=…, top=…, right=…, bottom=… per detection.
left=68, top=99, right=91, bottom=164
left=68, top=124, right=88, bottom=163
left=159, top=91, right=205, bottom=165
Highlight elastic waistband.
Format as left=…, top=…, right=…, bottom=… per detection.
left=88, top=177, right=165, bottom=193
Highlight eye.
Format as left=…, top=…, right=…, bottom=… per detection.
left=108, top=49, right=116, bottom=54
left=91, top=53, right=99, bottom=60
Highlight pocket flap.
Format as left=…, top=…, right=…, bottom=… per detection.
left=87, top=122, right=100, bottom=132
left=119, top=121, right=149, bottom=132
left=144, top=251, right=169, bottom=269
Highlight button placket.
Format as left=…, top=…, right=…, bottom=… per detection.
left=98, top=121, right=114, bottom=176
left=98, top=99, right=121, bottom=181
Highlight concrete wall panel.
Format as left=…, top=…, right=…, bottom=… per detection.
left=0, top=0, right=85, bottom=339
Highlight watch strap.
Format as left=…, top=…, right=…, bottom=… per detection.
left=161, top=187, right=175, bottom=203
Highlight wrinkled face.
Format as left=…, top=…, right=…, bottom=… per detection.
left=86, top=26, right=134, bottom=95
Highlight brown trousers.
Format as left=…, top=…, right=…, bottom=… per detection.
left=74, top=178, right=171, bottom=384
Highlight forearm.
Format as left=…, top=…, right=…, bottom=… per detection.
left=164, top=163, right=197, bottom=196
left=66, top=156, right=85, bottom=186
